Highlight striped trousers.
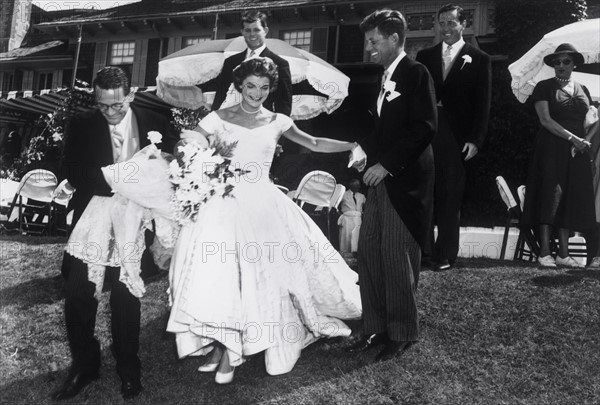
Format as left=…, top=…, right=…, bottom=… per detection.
left=357, top=181, right=420, bottom=342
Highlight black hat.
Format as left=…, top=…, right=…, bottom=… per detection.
left=543, top=43, right=584, bottom=67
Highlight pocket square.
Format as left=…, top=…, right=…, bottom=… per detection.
left=386, top=90, right=401, bottom=102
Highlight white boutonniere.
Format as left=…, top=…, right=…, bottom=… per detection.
left=461, top=54, right=472, bottom=70
left=383, top=80, right=401, bottom=101
left=147, top=131, right=163, bottom=145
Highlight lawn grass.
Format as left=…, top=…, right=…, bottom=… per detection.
left=1, top=236, right=599, bottom=404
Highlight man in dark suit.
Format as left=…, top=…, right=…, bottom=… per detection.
left=416, top=3, right=492, bottom=271
left=52, top=67, right=178, bottom=401
left=345, top=9, right=436, bottom=362
left=211, top=10, right=292, bottom=115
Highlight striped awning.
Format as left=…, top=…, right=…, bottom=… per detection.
left=0, top=87, right=174, bottom=124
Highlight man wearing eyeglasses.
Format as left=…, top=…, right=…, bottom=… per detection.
left=416, top=3, right=492, bottom=272
left=53, top=66, right=178, bottom=401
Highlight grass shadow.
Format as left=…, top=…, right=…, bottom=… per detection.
left=0, top=274, right=64, bottom=308
left=531, top=269, right=600, bottom=287
left=0, top=234, right=67, bottom=245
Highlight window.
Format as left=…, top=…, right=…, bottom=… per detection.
left=183, top=36, right=211, bottom=47
left=407, top=13, right=435, bottom=31
left=35, top=72, right=53, bottom=90
left=109, top=41, right=135, bottom=65
left=1, top=72, right=14, bottom=92
left=282, top=30, right=311, bottom=51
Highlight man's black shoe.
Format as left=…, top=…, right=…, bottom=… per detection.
left=121, top=379, right=143, bottom=401
left=345, top=333, right=389, bottom=353
left=433, top=260, right=452, bottom=272
left=375, top=341, right=413, bottom=362
left=51, top=369, right=99, bottom=400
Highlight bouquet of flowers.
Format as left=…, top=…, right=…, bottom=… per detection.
left=171, top=106, right=209, bottom=131
left=168, top=137, right=245, bottom=224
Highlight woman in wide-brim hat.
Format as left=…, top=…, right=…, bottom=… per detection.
left=521, top=43, right=597, bottom=268
left=542, top=42, right=585, bottom=67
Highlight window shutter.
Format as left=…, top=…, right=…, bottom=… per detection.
left=312, top=27, right=328, bottom=60
left=93, top=42, right=108, bottom=75
left=22, top=71, right=34, bottom=91
left=131, top=39, right=146, bottom=87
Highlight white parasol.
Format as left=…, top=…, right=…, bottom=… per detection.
left=156, top=37, right=350, bottom=120
left=508, top=18, right=600, bottom=103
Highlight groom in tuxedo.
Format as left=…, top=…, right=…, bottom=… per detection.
left=416, top=3, right=492, bottom=271
left=52, top=67, right=178, bottom=401
left=346, top=9, right=436, bottom=362
left=212, top=10, right=292, bottom=115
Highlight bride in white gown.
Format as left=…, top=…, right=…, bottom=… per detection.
left=166, top=57, right=364, bottom=384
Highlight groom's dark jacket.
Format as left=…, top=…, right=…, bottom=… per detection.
left=211, top=47, right=293, bottom=115
left=60, top=105, right=178, bottom=226
left=359, top=56, right=437, bottom=254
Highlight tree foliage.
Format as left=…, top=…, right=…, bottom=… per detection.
left=495, top=0, right=587, bottom=63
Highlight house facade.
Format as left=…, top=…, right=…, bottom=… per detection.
left=0, top=0, right=498, bottom=93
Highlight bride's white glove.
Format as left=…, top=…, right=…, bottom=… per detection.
left=348, top=143, right=367, bottom=172
left=180, top=129, right=209, bottom=149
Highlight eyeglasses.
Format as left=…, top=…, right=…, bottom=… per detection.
left=95, top=93, right=134, bottom=112
left=553, top=58, right=573, bottom=66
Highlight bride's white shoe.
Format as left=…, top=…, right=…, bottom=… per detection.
left=215, top=368, right=235, bottom=384
left=214, top=349, right=234, bottom=384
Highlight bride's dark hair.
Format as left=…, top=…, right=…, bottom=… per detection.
left=232, top=57, right=279, bottom=93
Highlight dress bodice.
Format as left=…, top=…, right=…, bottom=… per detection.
left=199, top=111, right=293, bottom=182
left=531, top=78, right=590, bottom=135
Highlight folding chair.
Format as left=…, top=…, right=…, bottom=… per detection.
left=275, top=184, right=289, bottom=194
left=5, top=169, right=57, bottom=235
left=50, top=179, right=76, bottom=236
left=0, top=178, right=20, bottom=224
left=293, top=170, right=338, bottom=239
left=330, top=184, right=346, bottom=211
left=495, top=176, right=539, bottom=261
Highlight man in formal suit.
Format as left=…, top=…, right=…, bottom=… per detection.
left=52, top=67, right=178, bottom=401
left=211, top=10, right=292, bottom=115
left=346, top=9, right=436, bottom=362
left=416, top=3, right=492, bottom=271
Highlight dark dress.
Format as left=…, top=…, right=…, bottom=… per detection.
left=521, top=78, right=596, bottom=232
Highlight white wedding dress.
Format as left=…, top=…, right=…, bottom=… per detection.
left=166, top=111, right=361, bottom=375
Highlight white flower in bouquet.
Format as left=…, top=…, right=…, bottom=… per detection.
left=169, top=138, right=246, bottom=224
left=168, top=160, right=184, bottom=180
left=178, top=142, right=201, bottom=162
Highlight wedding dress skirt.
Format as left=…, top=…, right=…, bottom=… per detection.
left=166, top=112, right=361, bottom=375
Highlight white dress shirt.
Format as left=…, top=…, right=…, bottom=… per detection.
left=108, top=108, right=140, bottom=163
left=441, top=38, right=465, bottom=75
left=246, top=44, right=266, bottom=59
left=377, top=50, right=406, bottom=116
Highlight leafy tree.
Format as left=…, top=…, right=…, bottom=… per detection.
left=495, top=0, right=587, bottom=63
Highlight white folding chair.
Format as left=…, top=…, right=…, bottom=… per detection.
left=495, top=176, right=538, bottom=261
left=330, top=184, right=346, bottom=210
left=50, top=179, right=76, bottom=235
left=293, top=170, right=338, bottom=239
left=0, top=178, right=20, bottom=223
left=5, top=169, right=57, bottom=235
